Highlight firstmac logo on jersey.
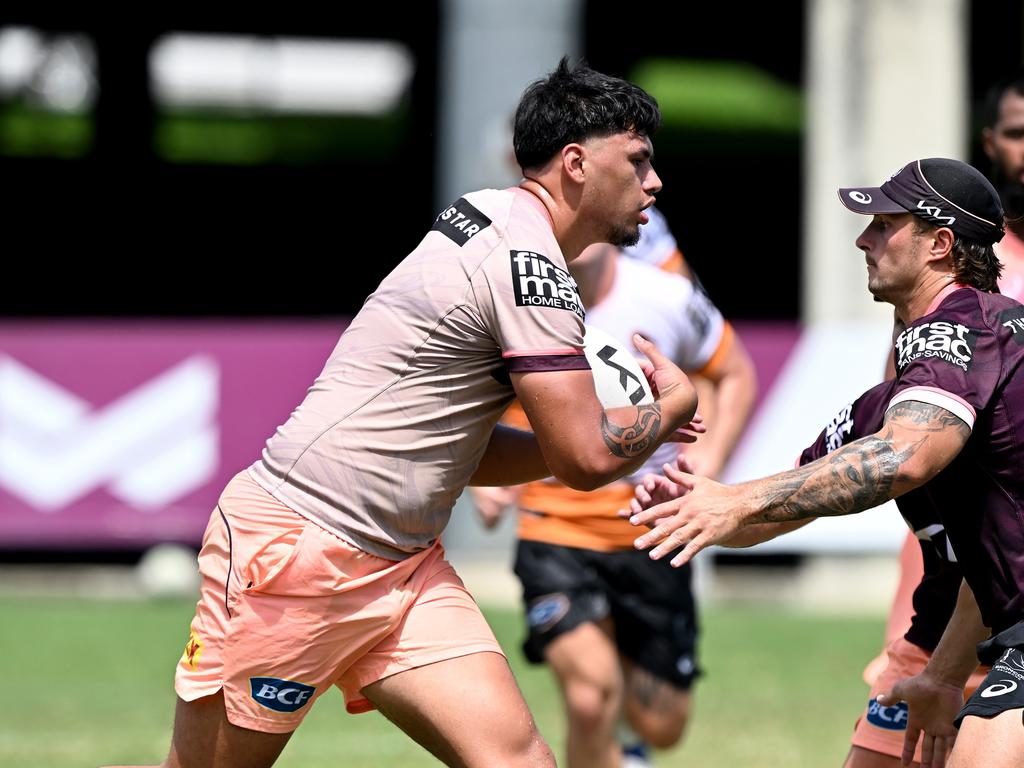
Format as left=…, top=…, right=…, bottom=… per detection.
left=895, top=321, right=978, bottom=372
left=510, top=250, right=585, bottom=319
left=432, top=198, right=492, bottom=246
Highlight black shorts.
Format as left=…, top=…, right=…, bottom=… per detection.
left=513, top=539, right=700, bottom=689
left=956, top=622, right=1024, bottom=726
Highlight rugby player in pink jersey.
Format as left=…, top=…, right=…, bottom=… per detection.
left=119, top=58, right=702, bottom=768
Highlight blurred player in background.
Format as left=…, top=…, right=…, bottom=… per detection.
left=982, top=67, right=1024, bottom=303
left=134, top=58, right=702, bottom=768
left=621, top=206, right=737, bottom=477
left=472, top=237, right=755, bottom=768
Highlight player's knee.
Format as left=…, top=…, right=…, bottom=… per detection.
left=627, top=693, right=691, bottom=749
left=632, top=712, right=689, bottom=750
left=563, top=678, right=620, bottom=730
left=522, top=735, right=557, bottom=768
left=495, top=725, right=556, bottom=768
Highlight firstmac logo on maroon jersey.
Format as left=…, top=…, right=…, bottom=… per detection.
left=510, top=250, right=585, bottom=319
left=895, top=321, right=978, bottom=372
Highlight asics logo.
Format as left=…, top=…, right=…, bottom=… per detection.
left=980, top=679, right=1018, bottom=698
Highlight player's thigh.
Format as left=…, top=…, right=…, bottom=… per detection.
left=948, top=708, right=1024, bottom=768
left=363, top=651, right=554, bottom=768
left=163, top=692, right=293, bottom=768
left=842, top=745, right=916, bottom=768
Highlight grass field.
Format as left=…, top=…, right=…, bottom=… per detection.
left=0, top=596, right=883, bottom=767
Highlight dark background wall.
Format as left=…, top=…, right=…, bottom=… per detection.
left=2, top=4, right=1020, bottom=319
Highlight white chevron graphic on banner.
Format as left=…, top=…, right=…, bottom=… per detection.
left=0, top=356, right=220, bottom=511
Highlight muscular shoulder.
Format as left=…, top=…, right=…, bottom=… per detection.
left=894, top=288, right=1018, bottom=374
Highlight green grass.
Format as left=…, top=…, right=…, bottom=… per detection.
left=0, top=597, right=882, bottom=767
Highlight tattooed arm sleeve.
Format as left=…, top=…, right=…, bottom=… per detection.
left=745, top=400, right=970, bottom=524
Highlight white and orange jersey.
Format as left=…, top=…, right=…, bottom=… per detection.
left=996, top=227, right=1024, bottom=302
left=250, top=187, right=588, bottom=560
left=512, top=255, right=733, bottom=552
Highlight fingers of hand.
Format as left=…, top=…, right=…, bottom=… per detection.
left=663, top=464, right=697, bottom=490
left=668, top=430, right=699, bottom=444
left=875, top=691, right=897, bottom=707
left=635, top=485, right=652, bottom=506
left=669, top=535, right=706, bottom=567
left=633, top=334, right=663, bottom=363
left=630, top=495, right=680, bottom=528
left=647, top=525, right=692, bottom=559
left=902, top=729, right=921, bottom=766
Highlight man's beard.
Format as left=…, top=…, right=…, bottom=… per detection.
left=606, top=222, right=641, bottom=248
left=991, top=163, right=1024, bottom=218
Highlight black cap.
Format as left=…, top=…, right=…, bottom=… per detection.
left=838, top=158, right=1005, bottom=244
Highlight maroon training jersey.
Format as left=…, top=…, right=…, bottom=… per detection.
left=888, top=285, right=1024, bottom=633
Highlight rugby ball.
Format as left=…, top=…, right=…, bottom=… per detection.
left=583, top=324, right=655, bottom=407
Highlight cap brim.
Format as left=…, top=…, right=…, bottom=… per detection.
left=837, top=187, right=908, bottom=215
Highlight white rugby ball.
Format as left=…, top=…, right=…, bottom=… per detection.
left=583, top=324, right=655, bottom=407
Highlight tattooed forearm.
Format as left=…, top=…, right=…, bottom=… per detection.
left=749, top=433, right=917, bottom=523
left=747, top=401, right=968, bottom=524
left=601, top=403, right=662, bottom=458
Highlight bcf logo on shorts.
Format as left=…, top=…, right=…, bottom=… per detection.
left=249, top=677, right=316, bottom=713
left=866, top=698, right=908, bottom=730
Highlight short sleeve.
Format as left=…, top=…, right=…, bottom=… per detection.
left=798, top=381, right=895, bottom=466
left=478, top=244, right=589, bottom=374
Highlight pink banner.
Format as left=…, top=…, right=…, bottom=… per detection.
left=0, top=321, right=345, bottom=549
left=0, top=319, right=802, bottom=551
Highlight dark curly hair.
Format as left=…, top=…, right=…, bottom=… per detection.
left=513, top=57, right=661, bottom=172
left=913, top=218, right=1003, bottom=292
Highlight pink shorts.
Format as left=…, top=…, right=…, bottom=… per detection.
left=174, top=471, right=503, bottom=733
left=851, top=637, right=989, bottom=762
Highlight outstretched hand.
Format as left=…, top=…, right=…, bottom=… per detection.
left=621, top=453, right=697, bottom=524
left=628, top=462, right=746, bottom=567
left=876, top=673, right=963, bottom=768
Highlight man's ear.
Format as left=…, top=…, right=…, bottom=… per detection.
left=929, top=226, right=955, bottom=263
left=562, top=143, right=586, bottom=183
left=981, top=127, right=997, bottom=162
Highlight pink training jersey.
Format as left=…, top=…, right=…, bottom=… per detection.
left=249, top=188, right=589, bottom=559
